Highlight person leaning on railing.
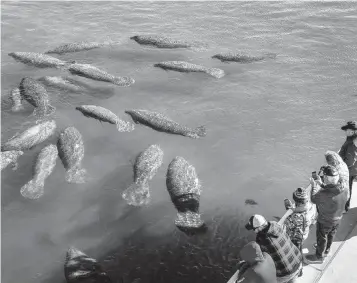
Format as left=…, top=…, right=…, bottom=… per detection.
left=245, top=215, right=302, bottom=283
left=283, top=187, right=317, bottom=259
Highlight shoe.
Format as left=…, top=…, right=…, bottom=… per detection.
left=313, top=244, right=330, bottom=255
left=305, top=254, right=325, bottom=263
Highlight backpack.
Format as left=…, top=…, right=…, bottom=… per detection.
left=286, top=212, right=307, bottom=243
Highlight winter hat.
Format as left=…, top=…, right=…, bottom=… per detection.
left=341, top=121, right=357, bottom=131
left=245, top=215, right=268, bottom=231
left=240, top=241, right=264, bottom=264
left=293, top=187, right=308, bottom=203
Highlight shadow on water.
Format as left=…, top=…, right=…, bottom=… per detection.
left=41, top=210, right=251, bottom=283
left=99, top=213, right=251, bottom=283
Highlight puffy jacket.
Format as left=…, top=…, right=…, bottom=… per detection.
left=238, top=241, right=277, bottom=283
left=311, top=181, right=348, bottom=226
left=326, top=151, right=350, bottom=196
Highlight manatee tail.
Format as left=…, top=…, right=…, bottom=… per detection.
left=113, top=76, right=135, bottom=87
left=32, top=104, right=56, bottom=117
left=264, top=53, right=277, bottom=60
left=122, top=181, right=151, bottom=206
left=115, top=119, right=135, bottom=132
left=20, top=179, right=44, bottom=199
left=195, top=126, right=207, bottom=137
left=187, top=126, right=206, bottom=138
left=175, top=212, right=205, bottom=229
left=65, top=166, right=87, bottom=184
left=45, top=104, right=56, bottom=115
left=206, top=68, right=225, bottom=79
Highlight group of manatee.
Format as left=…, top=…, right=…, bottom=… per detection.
left=1, top=35, right=276, bottom=283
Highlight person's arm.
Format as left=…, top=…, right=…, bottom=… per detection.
left=339, top=141, right=348, bottom=161
left=345, top=150, right=357, bottom=169
left=310, top=178, right=322, bottom=204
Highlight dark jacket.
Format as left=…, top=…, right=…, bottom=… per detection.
left=256, top=222, right=302, bottom=278
left=311, top=181, right=348, bottom=226
left=238, top=242, right=277, bottom=283
left=339, top=137, right=357, bottom=176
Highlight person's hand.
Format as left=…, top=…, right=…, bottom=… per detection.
left=310, top=177, right=316, bottom=187
left=315, top=175, right=322, bottom=185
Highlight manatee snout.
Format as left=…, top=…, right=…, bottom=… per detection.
left=8, top=52, right=15, bottom=58
left=211, top=55, right=218, bottom=59
left=130, top=36, right=138, bottom=40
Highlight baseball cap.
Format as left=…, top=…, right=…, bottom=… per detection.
left=245, top=214, right=268, bottom=231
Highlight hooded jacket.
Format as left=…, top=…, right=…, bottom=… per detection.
left=256, top=222, right=302, bottom=278
left=237, top=241, right=277, bottom=283
left=326, top=151, right=350, bottom=196
left=311, top=181, right=348, bottom=226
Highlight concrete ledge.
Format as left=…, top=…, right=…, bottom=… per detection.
left=297, top=180, right=357, bottom=283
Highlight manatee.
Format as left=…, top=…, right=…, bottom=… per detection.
left=45, top=41, right=113, bottom=55
left=212, top=52, right=277, bottom=63
left=9, top=87, right=25, bottom=112
left=130, top=35, right=205, bottom=49
left=0, top=150, right=23, bottom=171
left=19, top=77, right=56, bottom=117
left=38, top=76, right=85, bottom=92
left=64, top=247, right=112, bottom=283
left=1, top=120, right=57, bottom=152
left=8, top=52, right=73, bottom=68
left=20, top=144, right=58, bottom=199
left=166, top=156, right=205, bottom=231
left=57, top=126, right=86, bottom=184
left=245, top=199, right=258, bottom=205
left=122, top=144, right=164, bottom=206
left=67, top=63, right=135, bottom=86
left=154, top=61, right=225, bottom=79
left=75, top=105, right=135, bottom=132
left=125, top=109, right=206, bottom=138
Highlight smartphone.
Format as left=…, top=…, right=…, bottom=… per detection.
left=312, top=171, right=318, bottom=180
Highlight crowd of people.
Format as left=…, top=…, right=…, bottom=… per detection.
left=236, top=121, right=357, bottom=283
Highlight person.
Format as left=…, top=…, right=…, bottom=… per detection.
left=325, top=150, right=350, bottom=212
left=245, top=215, right=302, bottom=283
left=339, top=121, right=357, bottom=155
left=236, top=241, right=277, bottom=283
left=339, top=124, right=357, bottom=212
left=305, top=165, right=348, bottom=263
left=283, top=187, right=317, bottom=255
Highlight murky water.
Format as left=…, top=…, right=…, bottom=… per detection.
left=1, top=1, right=357, bottom=283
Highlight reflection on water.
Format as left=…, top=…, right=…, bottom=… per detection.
left=1, top=1, right=357, bottom=283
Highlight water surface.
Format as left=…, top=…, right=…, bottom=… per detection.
left=1, top=1, right=357, bottom=283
